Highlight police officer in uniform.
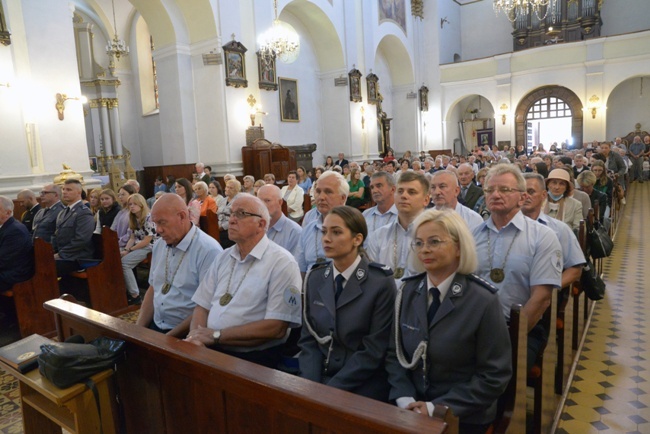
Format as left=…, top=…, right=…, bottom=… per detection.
left=299, top=206, right=395, bottom=401
left=386, top=209, right=511, bottom=434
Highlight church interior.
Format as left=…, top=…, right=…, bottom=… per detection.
left=1, top=0, right=650, bottom=432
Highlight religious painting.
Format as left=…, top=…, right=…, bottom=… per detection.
left=378, top=0, right=407, bottom=34
left=222, top=38, right=248, bottom=88
left=349, top=67, right=362, bottom=103
left=477, top=129, right=494, bottom=147
left=419, top=85, right=429, bottom=112
left=366, top=72, right=379, bottom=105
left=257, top=51, right=278, bottom=91
left=89, top=157, right=98, bottom=173
left=279, top=77, right=299, bottom=122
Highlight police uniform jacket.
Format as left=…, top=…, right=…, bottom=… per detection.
left=52, top=202, right=96, bottom=260
left=0, top=217, right=34, bottom=291
left=299, top=256, right=395, bottom=401
left=32, top=201, right=65, bottom=243
left=385, top=272, right=512, bottom=425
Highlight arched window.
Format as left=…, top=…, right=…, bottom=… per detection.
left=525, top=97, right=572, bottom=150
left=135, top=16, right=158, bottom=115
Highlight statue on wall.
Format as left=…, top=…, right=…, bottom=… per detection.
left=0, top=2, right=11, bottom=46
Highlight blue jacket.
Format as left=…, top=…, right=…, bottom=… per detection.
left=0, top=217, right=34, bottom=291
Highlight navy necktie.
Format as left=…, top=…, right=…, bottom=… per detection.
left=427, top=287, right=441, bottom=324
left=334, top=274, right=345, bottom=303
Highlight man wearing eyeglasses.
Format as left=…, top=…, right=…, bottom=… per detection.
left=32, top=184, right=65, bottom=243
left=471, top=164, right=562, bottom=371
left=187, top=194, right=302, bottom=369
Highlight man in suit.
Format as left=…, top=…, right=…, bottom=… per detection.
left=335, top=152, right=349, bottom=168
left=0, top=196, right=34, bottom=292
left=16, top=189, right=40, bottom=233
left=32, top=184, right=65, bottom=243
left=456, top=163, right=483, bottom=210
left=51, top=179, right=96, bottom=276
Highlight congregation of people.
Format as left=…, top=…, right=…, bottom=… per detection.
left=1, top=134, right=645, bottom=433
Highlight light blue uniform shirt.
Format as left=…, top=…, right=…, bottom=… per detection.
left=268, top=214, right=302, bottom=257
left=363, top=204, right=398, bottom=235
left=301, top=208, right=321, bottom=228
left=472, top=211, right=563, bottom=318
left=297, top=217, right=326, bottom=272
left=537, top=213, right=586, bottom=269
left=366, top=219, right=416, bottom=287
left=192, top=235, right=302, bottom=352
left=149, top=225, right=222, bottom=330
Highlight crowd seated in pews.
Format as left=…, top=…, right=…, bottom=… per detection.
left=5, top=141, right=638, bottom=432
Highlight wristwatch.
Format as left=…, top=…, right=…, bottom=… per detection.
left=212, top=329, right=221, bottom=345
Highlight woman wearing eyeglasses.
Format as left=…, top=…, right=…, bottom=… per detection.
left=299, top=206, right=395, bottom=401
left=385, top=209, right=511, bottom=434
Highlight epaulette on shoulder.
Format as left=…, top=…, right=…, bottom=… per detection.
left=402, top=271, right=426, bottom=281
left=467, top=273, right=499, bottom=294
left=368, top=262, right=394, bottom=276
left=310, top=261, right=330, bottom=272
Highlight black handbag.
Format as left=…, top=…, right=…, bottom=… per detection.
left=580, top=260, right=606, bottom=301
left=588, top=223, right=613, bottom=260
left=38, top=336, right=125, bottom=389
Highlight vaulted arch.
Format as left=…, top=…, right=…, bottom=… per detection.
left=515, top=86, right=583, bottom=149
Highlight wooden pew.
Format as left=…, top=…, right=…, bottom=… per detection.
left=44, top=299, right=456, bottom=434
left=528, top=289, right=558, bottom=434
left=1, top=238, right=59, bottom=337
left=555, top=285, right=574, bottom=395
left=572, top=220, right=588, bottom=350
left=493, top=304, right=527, bottom=434
left=199, top=209, right=221, bottom=243
left=69, top=226, right=130, bottom=316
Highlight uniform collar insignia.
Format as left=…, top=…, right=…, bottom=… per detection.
left=356, top=268, right=365, bottom=280
left=323, top=267, right=331, bottom=278
left=451, top=283, right=462, bottom=296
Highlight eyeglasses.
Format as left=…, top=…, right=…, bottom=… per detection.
left=410, top=238, right=450, bottom=252
left=483, top=186, right=523, bottom=195
left=226, top=210, right=263, bottom=220
left=39, top=191, right=56, bottom=196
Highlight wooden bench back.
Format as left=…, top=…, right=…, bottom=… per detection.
left=9, top=238, right=59, bottom=337
left=494, top=304, right=527, bottom=434
left=44, top=299, right=453, bottom=434
left=199, top=209, right=220, bottom=243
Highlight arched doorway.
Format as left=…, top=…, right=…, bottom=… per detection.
left=515, top=86, right=583, bottom=150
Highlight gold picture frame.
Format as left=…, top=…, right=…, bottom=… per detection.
left=279, top=77, right=299, bottom=122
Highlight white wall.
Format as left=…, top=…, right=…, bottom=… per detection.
left=601, top=0, right=650, bottom=36
left=437, top=0, right=461, bottom=64
left=606, top=76, right=650, bottom=140
left=460, top=1, right=513, bottom=61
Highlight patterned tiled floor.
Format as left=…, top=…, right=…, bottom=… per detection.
left=557, top=181, right=650, bottom=434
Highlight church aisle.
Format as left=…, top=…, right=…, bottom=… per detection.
left=557, top=182, right=650, bottom=434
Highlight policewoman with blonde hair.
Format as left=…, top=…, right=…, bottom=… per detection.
left=386, top=209, right=511, bottom=434
left=299, top=206, right=395, bottom=401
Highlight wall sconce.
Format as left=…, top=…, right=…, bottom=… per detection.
left=499, top=103, right=509, bottom=125
left=587, top=95, right=600, bottom=119
left=55, top=93, right=88, bottom=121
left=0, top=82, right=9, bottom=88
left=246, top=94, right=266, bottom=127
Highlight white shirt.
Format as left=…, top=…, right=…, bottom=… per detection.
left=366, top=219, right=418, bottom=287
left=192, top=235, right=302, bottom=352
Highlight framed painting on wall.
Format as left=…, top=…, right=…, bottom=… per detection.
left=279, top=77, right=299, bottom=122
left=257, top=51, right=278, bottom=91
left=222, top=38, right=248, bottom=88
left=366, top=72, right=379, bottom=105
left=349, top=67, right=362, bottom=103
left=477, top=129, right=494, bottom=148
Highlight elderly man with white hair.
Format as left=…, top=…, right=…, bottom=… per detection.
left=296, top=171, right=348, bottom=273
left=187, top=193, right=302, bottom=369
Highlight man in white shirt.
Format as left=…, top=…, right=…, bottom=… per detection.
left=187, top=194, right=302, bottom=368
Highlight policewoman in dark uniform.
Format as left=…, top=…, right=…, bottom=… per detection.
left=299, top=206, right=395, bottom=401
left=385, top=209, right=511, bottom=434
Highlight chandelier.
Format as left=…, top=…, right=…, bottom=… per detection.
left=258, top=0, right=300, bottom=64
left=493, top=0, right=554, bottom=22
left=106, top=0, right=129, bottom=60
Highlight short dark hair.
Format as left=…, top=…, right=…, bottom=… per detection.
left=120, top=183, right=136, bottom=196
left=397, top=170, right=429, bottom=193
left=205, top=166, right=212, bottom=172
left=64, top=179, right=82, bottom=187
